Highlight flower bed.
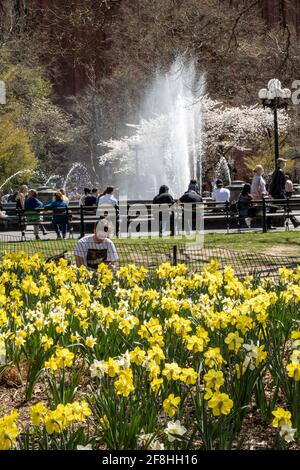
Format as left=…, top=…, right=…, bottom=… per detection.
left=0, top=251, right=300, bottom=450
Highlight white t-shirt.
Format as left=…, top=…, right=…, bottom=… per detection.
left=96, top=194, right=118, bottom=218
left=212, top=187, right=230, bottom=203
left=74, top=235, right=118, bottom=270
left=97, top=194, right=118, bottom=206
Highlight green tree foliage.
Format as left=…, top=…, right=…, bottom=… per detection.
left=0, top=111, right=37, bottom=187
left=0, top=45, right=76, bottom=179
left=244, top=144, right=295, bottom=180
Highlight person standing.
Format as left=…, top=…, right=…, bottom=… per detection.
left=152, top=185, right=175, bottom=235
left=269, top=158, right=287, bottom=199
left=16, top=185, right=28, bottom=210
left=96, top=186, right=118, bottom=220
left=251, top=165, right=267, bottom=201
left=59, top=189, right=69, bottom=206
left=80, top=188, right=91, bottom=206
left=269, top=158, right=300, bottom=228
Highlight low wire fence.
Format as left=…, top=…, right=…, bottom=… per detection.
left=0, top=233, right=299, bottom=279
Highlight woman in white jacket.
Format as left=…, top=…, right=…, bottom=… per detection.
left=251, top=165, right=267, bottom=201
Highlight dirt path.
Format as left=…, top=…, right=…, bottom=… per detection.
left=262, top=245, right=300, bottom=257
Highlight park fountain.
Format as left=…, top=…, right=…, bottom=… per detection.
left=135, top=58, right=204, bottom=198
left=215, top=156, right=246, bottom=202
left=215, top=156, right=231, bottom=187
left=103, top=58, right=205, bottom=199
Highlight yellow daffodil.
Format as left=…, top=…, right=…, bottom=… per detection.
left=207, top=392, right=233, bottom=416
left=30, top=403, right=48, bottom=426
left=114, top=368, right=135, bottom=397
left=204, top=369, right=224, bottom=390
left=204, top=348, right=225, bottom=369
left=163, top=394, right=181, bottom=418
left=162, top=362, right=182, bottom=381
left=272, top=408, right=292, bottom=428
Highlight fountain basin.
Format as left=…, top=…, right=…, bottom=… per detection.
left=226, top=181, right=245, bottom=202
left=36, top=187, right=56, bottom=205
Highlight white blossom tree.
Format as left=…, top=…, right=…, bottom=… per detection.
left=98, top=96, right=290, bottom=183
left=98, top=114, right=170, bottom=175
left=202, top=97, right=289, bottom=160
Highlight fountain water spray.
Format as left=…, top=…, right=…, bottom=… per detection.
left=45, top=175, right=60, bottom=186
left=100, top=58, right=205, bottom=199
left=0, top=169, right=32, bottom=192
left=216, top=156, right=231, bottom=187
left=63, top=163, right=91, bottom=191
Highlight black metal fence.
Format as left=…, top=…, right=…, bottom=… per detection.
left=1, top=197, right=300, bottom=238
left=0, top=233, right=299, bottom=279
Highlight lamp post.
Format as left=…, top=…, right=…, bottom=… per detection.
left=258, top=79, right=291, bottom=169
left=0, top=81, right=6, bottom=199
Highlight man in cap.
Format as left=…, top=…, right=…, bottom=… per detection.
left=212, top=179, right=230, bottom=203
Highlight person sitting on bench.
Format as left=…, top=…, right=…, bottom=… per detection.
left=24, top=190, right=46, bottom=240
left=44, top=192, right=68, bottom=240
left=238, top=184, right=256, bottom=228
left=212, top=179, right=230, bottom=203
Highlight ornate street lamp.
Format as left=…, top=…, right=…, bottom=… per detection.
left=258, top=79, right=291, bottom=169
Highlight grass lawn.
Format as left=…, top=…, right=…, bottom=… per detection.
left=117, top=231, right=300, bottom=256
left=204, top=231, right=300, bottom=256
left=0, top=231, right=300, bottom=257
left=114, top=231, right=300, bottom=254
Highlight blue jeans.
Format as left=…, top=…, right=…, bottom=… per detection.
left=54, top=223, right=67, bottom=237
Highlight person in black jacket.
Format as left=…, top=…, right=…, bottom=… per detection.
left=269, top=158, right=286, bottom=199
left=269, top=158, right=300, bottom=228
left=153, top=185, right=175, bottom=204
left=179, top=189, right=202, bottom=203
left=179, top=188, right=202, bottom=233
left=153, top=185, right=175, bottom=235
